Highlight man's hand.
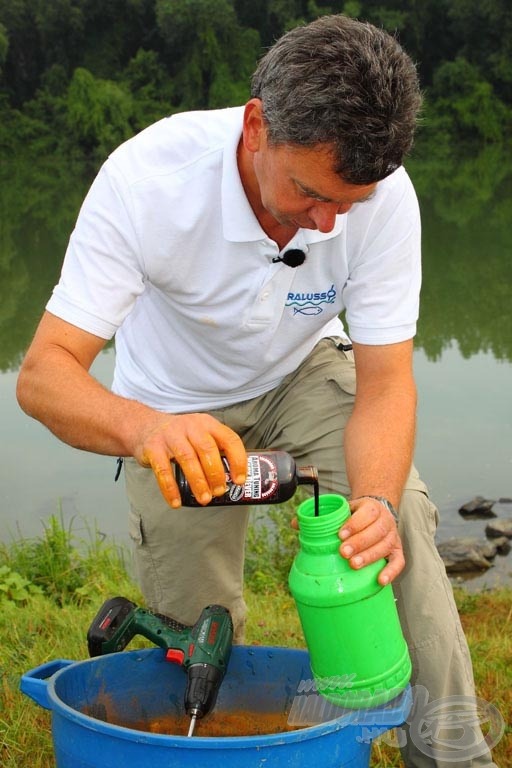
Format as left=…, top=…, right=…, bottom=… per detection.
left=17, top=313, right=247, bottom=510
left=135, top=413, right=247, bottom=509
left=338, top=497, right=405, bottom=585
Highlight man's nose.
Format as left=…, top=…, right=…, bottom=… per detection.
left=309, top=202, right=352, bottom=232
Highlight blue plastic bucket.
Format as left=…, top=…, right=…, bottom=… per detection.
left=20, top=646, right=410, bottom=768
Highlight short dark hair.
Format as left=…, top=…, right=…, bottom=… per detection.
left=251, top=15, right=422, bottom=184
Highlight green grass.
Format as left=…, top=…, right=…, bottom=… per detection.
left=0, top=514, right=510, bottom=767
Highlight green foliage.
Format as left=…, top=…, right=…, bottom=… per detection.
left=156, top=0, right=259, bottom=108
left=361, top=4, right=408, bottom=32
left=245, top=497, right=301, bottom=593
left=0, top=514, right=131, bottom=605
left=234, top=0, right=313, bottom=46
left=0, top=21, right=7, bottom=69
left=0, top=565, right=43, bottom=605
left=122, top=48, right=174, bottom=128
left=410, top=138, right=512, bottom=226
left=427, top=57, right=511, bottom=142
left=66, top=67, right=134, bottom=157
left=0, top=0, right=511, bottom=373
left=1, top=0, right=511, bottom=147
left=341, top=2, right=361, bottom=19
left=408, top=143, right=512, bottom=362
left=0, top=106, right=92, bottom=370
left=448, top=0, right=512, bottom=102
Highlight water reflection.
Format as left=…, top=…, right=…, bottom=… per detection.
left=0, top=153, right=91, bottom=371
left=1, top=144, right=511, bottom=371
left=408, top=141, right=512, bottom=363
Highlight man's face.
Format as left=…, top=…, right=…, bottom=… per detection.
left=254, top=142, right=377, bottom=232
left=241, top=100, right=377, bottom=233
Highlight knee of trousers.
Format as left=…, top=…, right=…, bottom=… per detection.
left=130, top=503, right=250, bottom=637
left=393, top=489, right=477, bottom=698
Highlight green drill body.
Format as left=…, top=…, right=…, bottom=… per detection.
left=87, top=597, right=233, bottom=733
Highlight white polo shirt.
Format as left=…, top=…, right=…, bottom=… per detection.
left=47, top=107, right=421, bottom=412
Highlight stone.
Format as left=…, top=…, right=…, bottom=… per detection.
left=458, top=496, right=496, bottom=519
left=485, top=518, right=512, bottom=539
left=437, top=538, right=495, bottom=572
left=441, top=536, right=504, bottom=559
left=493, top=536, right=512, bottom=555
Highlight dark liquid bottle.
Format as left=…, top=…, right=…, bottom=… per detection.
left=175, top=450, right=318, bottom=507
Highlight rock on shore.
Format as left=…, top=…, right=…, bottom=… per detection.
left=485, top=518, right=512, bottom=538
left=437, top=537, right=510, bottom=572
left=437, top=497, right=512, bottom=573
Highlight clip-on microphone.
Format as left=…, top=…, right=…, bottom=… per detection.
left=272, top=249, right=306, bottom=268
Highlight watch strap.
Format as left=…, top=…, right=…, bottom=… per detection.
left=353, top=495, right=399, bottom=522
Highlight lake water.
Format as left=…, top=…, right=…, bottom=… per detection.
left=1, top=148, right=511, bottom=591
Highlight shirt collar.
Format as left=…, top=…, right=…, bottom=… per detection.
left=221, top=107, right=345, bottom=244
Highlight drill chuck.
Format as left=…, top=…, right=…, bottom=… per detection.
left=185, top=663, right=224, bottom=719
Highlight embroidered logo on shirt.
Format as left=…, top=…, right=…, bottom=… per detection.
left=285, top=284, right=337, bottom=315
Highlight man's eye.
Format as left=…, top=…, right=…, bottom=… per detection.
left=296, top=183, right=329, bottom=203
left=301, top=189, right=322, bottom=202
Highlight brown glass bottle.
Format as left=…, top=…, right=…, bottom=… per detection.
left=175, top=450, right=318, bottom=507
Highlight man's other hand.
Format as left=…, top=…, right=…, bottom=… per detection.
left=338, top=497, right=405, bottom=584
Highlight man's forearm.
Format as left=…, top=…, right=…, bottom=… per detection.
left=344, top=380, right=417, bottom=508
left=339, top=371, right=416, bottom=584
left=17, top=345, right=161, bottom=458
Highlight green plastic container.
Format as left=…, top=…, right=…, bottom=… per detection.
left=288, top=494, right=411, bottom=709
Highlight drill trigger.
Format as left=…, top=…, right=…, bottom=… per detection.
left=165, top=648, right=186, bottom=665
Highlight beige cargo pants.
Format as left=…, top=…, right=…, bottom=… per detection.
left=124, top=337, right=497, bottom=767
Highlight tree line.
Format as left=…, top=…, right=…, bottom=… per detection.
left=1, top=0, right=511, bottom=167
left=1, top=1, right=511, bottom=370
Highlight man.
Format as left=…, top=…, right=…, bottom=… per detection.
left=17, top=15, right=495, bottom=767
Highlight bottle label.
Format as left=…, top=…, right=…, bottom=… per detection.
left=224, top=454, right=279, bottom=502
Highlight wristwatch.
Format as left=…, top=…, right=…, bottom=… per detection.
left=357, top=495, right=399, bottom=522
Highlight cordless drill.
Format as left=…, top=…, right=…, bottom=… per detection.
left=87, top=596, right=233, bottom=736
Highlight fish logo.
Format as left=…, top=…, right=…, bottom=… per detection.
left=286, top=284, right=337, bottom=316
left=293, top=306, right=323, bottom=316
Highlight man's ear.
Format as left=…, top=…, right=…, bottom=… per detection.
left=242, top=99, right=265, bottom=153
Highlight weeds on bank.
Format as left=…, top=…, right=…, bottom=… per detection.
left=0, top=514, right=131, bottom=605
left=0, top=513, right=510, bottom=768
left=0, top=517, right=141, bottom=768
left=245, top=496, right=300, bottom=592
